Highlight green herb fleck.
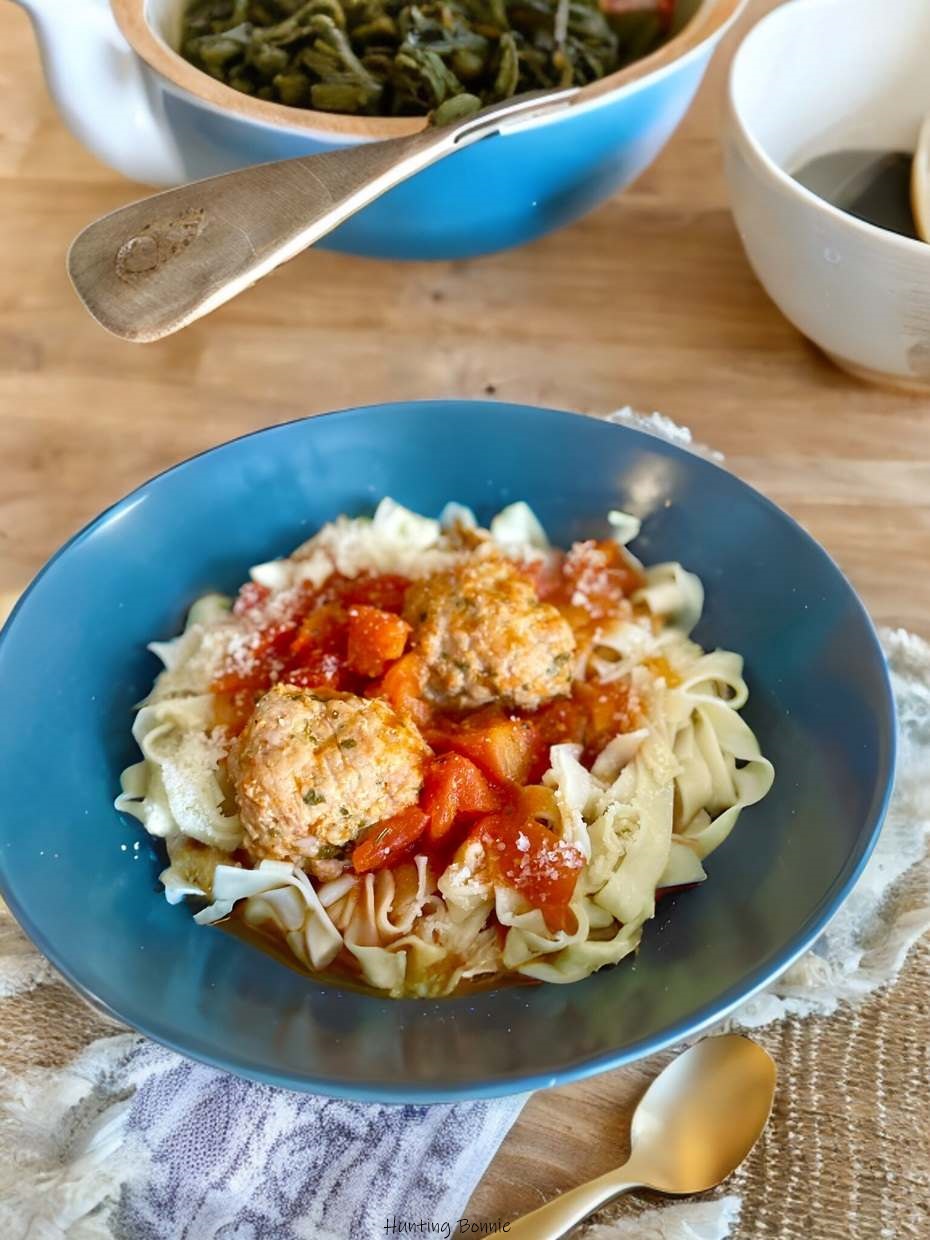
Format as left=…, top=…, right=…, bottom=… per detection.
left=303, top=788, right=325, bottom=805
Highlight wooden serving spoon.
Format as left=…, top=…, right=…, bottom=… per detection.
left=66, top=0, right=741, bottom=343
left=66, top=88, right=576, bottom=344
left=507, top=1034, right=776, bottom=1239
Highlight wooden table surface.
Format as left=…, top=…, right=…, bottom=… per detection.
left=1, top=0, right=928, bottom=1232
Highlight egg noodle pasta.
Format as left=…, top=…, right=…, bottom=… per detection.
left=116, top=499, right=773, bottom=998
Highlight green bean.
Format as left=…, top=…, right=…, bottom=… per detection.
left=179, top=0, right=675, bottom=118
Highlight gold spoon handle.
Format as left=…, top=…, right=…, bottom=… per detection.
left=505, top=1165, right=641, bottom=1239
left=65, top=89, right=575, bottom=344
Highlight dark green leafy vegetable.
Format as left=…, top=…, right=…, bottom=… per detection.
left=181, top=0, right=675, bottom=118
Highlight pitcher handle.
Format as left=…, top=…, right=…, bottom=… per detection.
left=13, top=0, right=183, bottom=185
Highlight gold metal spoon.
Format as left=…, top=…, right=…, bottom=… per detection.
left=506, top=1034, right=776, bottom=1239
left=64, top=0, right=742, bottom=344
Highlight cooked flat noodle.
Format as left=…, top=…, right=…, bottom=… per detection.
left=512, top=731, right=676, bottom=983
left=146, top=596, right=236, bottom=702
left=253, top=498, right=462, bottom=591
left=607, top=509, right=642, bottom=546
left=661, top=838, right=708, bottom=886
left=196, top=860, right=343, bottom=971
left=321, top=856, right=497, bottom=996
left=116, top=499, right=774, bottom=997
left=665, top=646, right=774, bottom=860
left=158, top=834, right=235, bottom=905
left=116, top=695, right=241, bottom=851
left=488, top=501, right=549, bottom=559
left=587, top=561, right=704, bottom=683
left=634, top=562, right=705, bottom=632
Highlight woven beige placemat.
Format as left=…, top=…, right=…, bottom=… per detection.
left=731, top=932, right=930, bottom=1240
left=580, top=880, right=930, bottom=1240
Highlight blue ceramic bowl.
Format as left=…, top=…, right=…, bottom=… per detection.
left=22, top=0, right=742, bottom=259
left=0, top=402, right=895, bottom=1102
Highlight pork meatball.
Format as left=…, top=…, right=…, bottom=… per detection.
left=404, top=553, right=576, bottom=711
left=230, top=684, right=431, bottom=863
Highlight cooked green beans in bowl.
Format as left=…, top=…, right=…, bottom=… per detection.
left=180, top=0, right=676, bottom=120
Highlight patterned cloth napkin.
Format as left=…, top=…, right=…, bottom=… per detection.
left=1, top=410, right=927, bottom=1240
left=112, top=1041, right=526, bottom=1239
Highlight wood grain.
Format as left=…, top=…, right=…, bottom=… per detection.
left=2, top=2, right=928, bottom=638
left=0, top=0, right=928, bottom=1233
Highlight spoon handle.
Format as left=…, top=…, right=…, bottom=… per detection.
left=505, top=1166, right=641, bottom=1239
left=66, top=89, right=575, bottom=344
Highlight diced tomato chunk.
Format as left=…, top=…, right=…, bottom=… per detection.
left=370, top=652, right=431, bottom=726
left=574, top=679, right=641, bottom=755
left=580, top=538, right=645, bottom=597
left=289, top=604, right=342, bottom=655
left=520, top=542, right=643, bottom=617
left=427, top=711, right=540, bottom=784
left=475, top=811, right=584, bottom=932
left=213, top=572, right=420, bottom=725
left=544, top=539, right=646, bottom=641
left=282, top=650, right=344, bottom=690
left=535, top=699, right=585, bottom=744
left=339, top=573, right=410, bottom=613
left=522, top=680, right=644, bottom=775
left=352, top=806, right=429, bottom=874
left=421, top=753, right=503, bottom=844
left=345, top=606, right=411, bottom=678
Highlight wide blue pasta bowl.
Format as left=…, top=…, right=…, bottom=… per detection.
left=0, top=402, right=894, bottom=1102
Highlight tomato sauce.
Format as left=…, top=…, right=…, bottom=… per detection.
left=211, top=552, right=645, bottom=927
left=211, top=572, right=413, bottom=732
left=524, top=538, right=645, bottom=647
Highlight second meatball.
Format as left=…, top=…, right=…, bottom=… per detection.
left=404, top=552, right=576, bottom=711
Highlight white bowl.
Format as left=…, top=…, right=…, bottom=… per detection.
left=725, top=0, right=930, bottom=391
